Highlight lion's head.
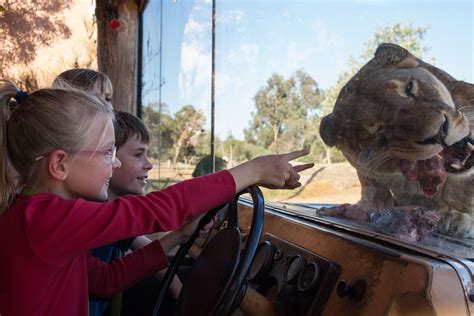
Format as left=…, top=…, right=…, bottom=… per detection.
left=320, top=43, right=474, bottom=197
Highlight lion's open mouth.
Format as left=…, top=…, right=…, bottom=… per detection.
left=398, top=137, right=474, bottom=197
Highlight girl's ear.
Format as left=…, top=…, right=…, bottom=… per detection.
left=47, top=149, right=70, bottom=181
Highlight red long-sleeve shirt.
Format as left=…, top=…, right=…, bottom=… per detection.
left=0, top=170, right=235, bottom=315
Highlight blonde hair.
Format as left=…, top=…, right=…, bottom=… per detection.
left=0, top=79, right=114, bottom=213
left=52, top=68, right=113, bottom=109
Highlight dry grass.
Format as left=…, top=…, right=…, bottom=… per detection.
left=147, top=162, right=361, bottom=205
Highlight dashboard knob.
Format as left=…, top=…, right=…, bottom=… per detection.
left=248, top=241, right=274, bottom=282
left=285, top=255, right=305, bottom=283
left=297, top=262, right=320, bottom=292
left=336, top=280, right=366, bottom=302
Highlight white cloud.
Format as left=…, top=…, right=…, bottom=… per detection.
left=178, top=6, right=212, bottom=115
left=217, top=9, right=244, bottom=25
left=310, top=18, right=345, bottom=51
left=227, top=43, right=259, bottom=65
left=184, top=15, right=207, bottom=36
left=286, top=41, right=314, bottom=72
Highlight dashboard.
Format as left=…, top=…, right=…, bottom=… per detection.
left=234, top=201, right=473, bottom=316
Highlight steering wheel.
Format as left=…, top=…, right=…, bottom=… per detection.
left=153, top=185, right=265, bottom=316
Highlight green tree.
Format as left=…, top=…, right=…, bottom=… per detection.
left=172, top=105, right=206, bottom=166
left=223, top=134, right=269, bottom=166
left=142, top=103, right=174, bottom=161
left=319, top=22, right=431, bottom=163
left=192, top=155, right=227, bottom=177
left=245, top=70, right=323, bottom=153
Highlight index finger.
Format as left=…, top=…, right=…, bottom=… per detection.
left=293, top=162, right=314, bottom=172
left=283, top=148, right=310, bottom=161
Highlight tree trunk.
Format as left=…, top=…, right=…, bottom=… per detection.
left=173, top=144, right=181, bottom=168
left=173, top=130, right=187, bottom=168
left=324, top=144, right=332, bottom=164
left=272, top=123, right=280, bottom=152
left=96, top=0, right=140, bottom=114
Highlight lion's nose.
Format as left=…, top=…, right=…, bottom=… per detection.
left=416, top=115, right=449, bottom=146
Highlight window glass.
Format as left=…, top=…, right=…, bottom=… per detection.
left=141, top=0, right=213, bottom=191
left=142, top=0, right=474, bottom=258
left=213, top=0, right=473, bottom=258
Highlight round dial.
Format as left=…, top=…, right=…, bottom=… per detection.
left=248, top=241, right=274, bottom=282
left=297, top=262, right=320, bottom=292
left=285, top=255, right=305, bottom=283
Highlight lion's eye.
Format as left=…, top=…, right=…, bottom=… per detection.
left=405, top=80, right=414, bottom=97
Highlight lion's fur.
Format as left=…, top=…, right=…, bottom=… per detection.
left=320, top=43, right=474, bottom=238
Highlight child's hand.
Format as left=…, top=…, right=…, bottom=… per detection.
left=253, top=148, right=314, bottom=189
left=178, top=216, right=201, bottom=239
left=230, top=148, right=314, bottom=192
left=178, top=214, right=217, bottom=239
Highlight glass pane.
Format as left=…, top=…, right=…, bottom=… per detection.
left=214, top=0, right=473, bottom=257
left=141, top=0, right=213, bottom=191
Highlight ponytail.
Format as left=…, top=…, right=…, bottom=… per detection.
left=0, top=80, right=21, bottom=213
left=0, top=78, right=113, bottom=214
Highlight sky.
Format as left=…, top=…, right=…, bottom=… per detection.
left=142, top=0, right=474, bottom=140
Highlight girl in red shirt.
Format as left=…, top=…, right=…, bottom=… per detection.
left=0, top=79, right=313, bottom=315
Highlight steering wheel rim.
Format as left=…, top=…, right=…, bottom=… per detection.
left=212, top=185, right=265, bottom=314
left=152, top=185, right=265, bottom=316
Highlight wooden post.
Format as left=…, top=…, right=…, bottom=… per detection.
left=96, top=0, right=141, bottom=114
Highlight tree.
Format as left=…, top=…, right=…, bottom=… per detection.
left=245, top=70, right=323, bottom=153
left=223, top=134, right=268, bottom=166
left=318, top=22, right=431, bottom=163
left=0, top=1, right=71, bottom=78
left=171, top=105, right=206, bottom=166
left=192, top=155, right=227, bottom=177
left=142, top=103, right=174, bottom=161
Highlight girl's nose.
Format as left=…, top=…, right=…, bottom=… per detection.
left=113, top=157, right=121, bottom=169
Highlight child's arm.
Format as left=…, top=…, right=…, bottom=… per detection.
left=129, top=235, right=184, bottom=299
left=25, top=170, right=235, bottom=263
left=229, top=148, right=313, bottom=192
left=127, top=213, right=213, bottom=299
left=87, top=239, right=168, bottom=297
left=26, top=149, right=313, bottom=263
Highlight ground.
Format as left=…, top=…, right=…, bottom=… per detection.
left=147, top=162, right=361, bottom=205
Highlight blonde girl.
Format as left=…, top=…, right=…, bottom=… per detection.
left=0, top=79, right=313, bottom=315
left=52, top=69, right=208, bottom=314
left=52, top=68, right=114, bottom=109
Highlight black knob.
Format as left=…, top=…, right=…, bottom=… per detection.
left=336, top=280, right=351, bottom=297
left=336, top=280, right=366, bottom=302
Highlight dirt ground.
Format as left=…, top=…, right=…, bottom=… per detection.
left=148, top=162, right=361, bottom=205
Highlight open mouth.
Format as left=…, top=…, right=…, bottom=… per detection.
left=137, top=176, right=148, bottom=183
left=442, top=137, right=474, bottom=173
left=397, top=136, right=473, bottom=197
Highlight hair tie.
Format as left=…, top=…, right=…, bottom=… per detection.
left=14, top=90, right=29, bottom=104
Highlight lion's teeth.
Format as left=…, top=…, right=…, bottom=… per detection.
left=467, top=142, right=474, bottom=151
left=450, top=163, right=463, bottom=170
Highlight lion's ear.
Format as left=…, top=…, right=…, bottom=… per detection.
left=374, top=43, right=410, bottom=65
left=320, top=114, right=337, bottom=147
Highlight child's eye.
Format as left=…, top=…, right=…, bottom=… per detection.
left=106, top=146, right=117, bottom=162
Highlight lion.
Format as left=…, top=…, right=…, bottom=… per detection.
left=319, top=43, right=474, bottom=239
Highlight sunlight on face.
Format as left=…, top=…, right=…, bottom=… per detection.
left=65, top=116, right=120, bottom=201
left=109, top=136, right=153, bottom=197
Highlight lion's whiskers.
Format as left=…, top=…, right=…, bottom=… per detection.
left=356, top=150, right=394, bottom=172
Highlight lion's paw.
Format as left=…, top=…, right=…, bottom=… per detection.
left=437, top=211, right=474, bottom=239
left=315, top=203, right=375, bottom=222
